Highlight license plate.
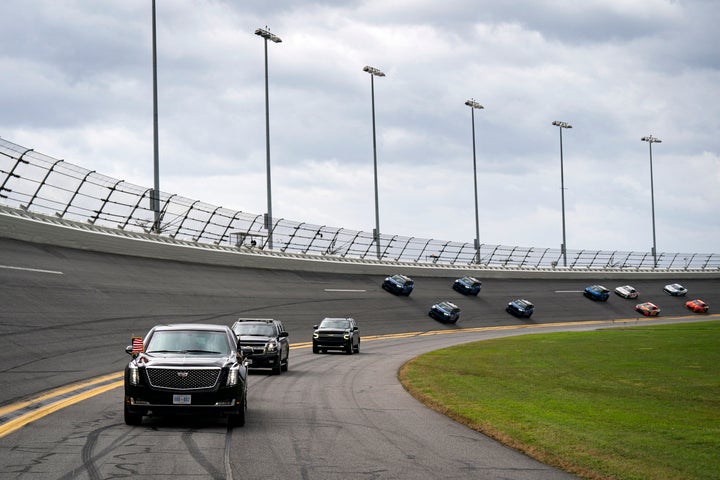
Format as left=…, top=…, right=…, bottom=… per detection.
left=173, top=394, right=191, bottom=405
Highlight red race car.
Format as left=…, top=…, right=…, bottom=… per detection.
left=634, top=302, right=660, bottom=317
left=685, top=299, right=709, bottom=313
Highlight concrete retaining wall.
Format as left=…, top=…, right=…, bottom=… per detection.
left=1, top=206, right=717, bottom=280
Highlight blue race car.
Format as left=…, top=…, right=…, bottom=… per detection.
left=452, top=276, right=482, bottom=296
left=429, top=301, right=461, bottom=323
left=584, top=285, right=610, bottom=302
left=506, top=299, right=534, bottom=318
left=382, top=274, right=414, bottom=296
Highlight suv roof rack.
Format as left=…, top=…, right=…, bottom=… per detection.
left=235, top=317, right=276, bottom=323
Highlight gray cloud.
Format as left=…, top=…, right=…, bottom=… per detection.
left=0, top=0, right=717, bottom=254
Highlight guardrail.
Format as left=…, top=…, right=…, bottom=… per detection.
left=1, top=137, right=718, bottom=270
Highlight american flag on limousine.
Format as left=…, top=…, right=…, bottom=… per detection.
left=131, top=337, right=144, bottom=353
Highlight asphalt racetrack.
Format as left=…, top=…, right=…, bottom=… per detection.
left=1, top=237, right=718, bottom=479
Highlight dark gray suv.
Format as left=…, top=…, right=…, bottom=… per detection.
left=312, top=317, right=360, bottom=354
left=231, top=318, right=289, bottom=375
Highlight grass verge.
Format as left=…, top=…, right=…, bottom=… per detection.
left=399, top=321, right=720, bottom=480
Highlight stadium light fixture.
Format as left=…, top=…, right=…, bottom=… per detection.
left=641, top=135, right=662, bottom=268
left=255, top=27, right=282, bottom=249
left=465, top=99, right=484, bottom=263
left=363, top=65, right=385, bottom=259
left=552, top=120, right=572, bottom=266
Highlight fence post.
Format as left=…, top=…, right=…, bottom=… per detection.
left=451, top=243, right=466, bottom=265
left=58, top=170, right=95, bottom=218
left=361, top=232, right=376, bottom=259
left=536, top=248, right=549, bottom=268
left=262, top=217, right=281, bottom=251
left=304, top=226, right=325, bottom=254
left=89, top=179, right=123, bottom=224
left=435, top=241, right=451, bottom=263
left=395, top=237, right=413, bottom=261
left=283, top=222, right=305, bottom=252
left=23, top=159, right=64, bottom=210
left=569, top=250, right=584, bottom=268
left=217, top=211, right=243, bottom=245
left=504, top=246, right=519, bottom=266
left=380, top=235, right=397, bottom=261
left=0, top=148, right=32, bottom=198
left=345, top=231, right=363, bottom=258
left=120, top=188, right=152, bottom=230
left=153, top=193, right=177, bottom=234
left=196, top=205, right=222, bottom=242
left=415, top=239, right=433, bottom=262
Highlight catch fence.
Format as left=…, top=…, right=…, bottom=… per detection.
left=1, top=137, right=717, bottom=270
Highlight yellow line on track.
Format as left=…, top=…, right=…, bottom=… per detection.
left=0, top=372, right=123, bottom=417
left=0, top=381, right=123, bottom=439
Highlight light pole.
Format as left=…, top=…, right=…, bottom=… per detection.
left=552, top=120, right=572, bottom=267
left=363, top=65, right=385, bottom=260
left=255, top=27, right=281, bottom=250
left=151, top=0, right=161, bottom=233
left=465, top=99, right=484, bottom=263
left=641, top=135, right=662, bottom=268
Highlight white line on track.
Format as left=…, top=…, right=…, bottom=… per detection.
left=324, top=288, right=367, bottom=292
left=0, top=265, right=64, bottom=275
left=555, top=290, right=583, bottom=293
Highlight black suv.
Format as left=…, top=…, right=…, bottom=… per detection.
left=123, top=323, right=250, bottom=427
left=231, top=318, right=289, bottom=375
left=313, top=317, right=360, bottom=354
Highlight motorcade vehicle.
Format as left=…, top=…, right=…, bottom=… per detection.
left=506, top=299, right=534, bottom=318
left=614, top=285, right=639, bottom=299
left=452, top=276, right=482, bottom=296
left=313, top=317, right=360, bottom=354
left=584, top=285, right=610, bottom=302
left=428, top=301, right=461, bottom=323
left=663, top=283, right=687, bottom=296
left=231, top=318, right=289, bottom=375
left=123, top=323, right=250, bottom=427
left=634, top=302, right=660, bottom=317
left=685, top=299, right=709, bottom=313
left=382, top=274, right=414, bottom=296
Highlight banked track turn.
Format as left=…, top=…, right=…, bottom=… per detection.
left=1, top=237, right=718, bottom=479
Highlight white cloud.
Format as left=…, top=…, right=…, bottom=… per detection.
left=0, top=0, right=718, bottom=254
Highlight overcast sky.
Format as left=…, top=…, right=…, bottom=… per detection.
left=1, top=0, right=718, bottom=254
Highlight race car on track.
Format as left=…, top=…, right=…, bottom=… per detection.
left=614, top=285, right=639, bottom=299
left=584, top=285, right=610, bottom=302
left=452, top=276, right=482, bottom=296
left=634, top=302, right=661, bottom=317
left=663, top=283, right=687, bottom=296
left=429, top=301, right=461, bottom=323
left=685, top=299, right=709, bottom=313
left=506, top=299, right=534, bottom=318
left=382, top=274, right=414, bottom=296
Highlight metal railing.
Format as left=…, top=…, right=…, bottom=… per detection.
left=1, top=137, right=717, bottom=270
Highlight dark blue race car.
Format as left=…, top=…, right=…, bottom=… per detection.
left=452, top=276, right=482, bottom=296
left=429, top=301, right=461, bottom=323
left=382, top=274, right=414, bottom=296
left=506, top=299, right=534, bottom=318
left=584, top=285, right=610, bottom=302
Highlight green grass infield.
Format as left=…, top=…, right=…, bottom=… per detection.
left=399, top=321, right=720, bottom=480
